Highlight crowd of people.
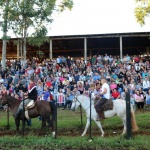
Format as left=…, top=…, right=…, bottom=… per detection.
left=0, top=54, right=150, bottom=113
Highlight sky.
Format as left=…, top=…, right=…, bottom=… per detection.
left=0, top=0, right=150, bottom=38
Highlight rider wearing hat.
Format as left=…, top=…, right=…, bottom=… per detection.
left=15, top=77, right=37, bottom=118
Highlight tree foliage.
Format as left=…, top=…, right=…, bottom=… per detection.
left=135, top=0, right=150, bottom=25
left=0, top=0, right=74, bottom=46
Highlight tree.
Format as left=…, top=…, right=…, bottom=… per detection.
left=0, top=0, right=74, bottom=67
left=1, top=0, right=9, bottom=69
left=135, top=0, right=150, bottom=25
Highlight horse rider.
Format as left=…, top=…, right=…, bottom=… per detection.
left=94, top=78, right=110, bottom=120
left=15, top=78, right=37, bottom=119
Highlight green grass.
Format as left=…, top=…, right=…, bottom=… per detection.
left=0, top=108, right=150, bottom=150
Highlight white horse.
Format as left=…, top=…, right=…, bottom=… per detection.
left=71, top=94, right=138, bottom=137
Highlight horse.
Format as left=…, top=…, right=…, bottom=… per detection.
left=71, top=94, right=138, bottom=137
left=0, top=95, right=56, bottom=136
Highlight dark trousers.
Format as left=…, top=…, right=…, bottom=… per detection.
left=95, top=98, right=108, bottom=113
left=136, top=102, right=144, bottom=110
left=64, top=100, right=72, bottom=109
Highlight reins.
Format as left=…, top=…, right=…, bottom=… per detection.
left=74, top=95, right=94, bottom=111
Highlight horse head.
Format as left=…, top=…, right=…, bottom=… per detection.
left=91, top=92, right=96, bottom=100
left=71, top=95, right=80, bottom=111
left=0, top=95, right=8, bottom=106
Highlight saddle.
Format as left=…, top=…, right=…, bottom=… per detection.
left=25, top=100, right=36, bottom=119
left=95, top=99, right=113, bottom=121
left=101, top=99, right=113, bottom=111
left=26, top=100, right=36, bottom=110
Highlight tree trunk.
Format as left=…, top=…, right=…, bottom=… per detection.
left=2, top=0, right=9, bottom=69
left=2, top=40, right=7, bottom=69
left=23, top=29, right=27, bottom=67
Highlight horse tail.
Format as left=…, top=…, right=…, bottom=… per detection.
left=131, top=106, right=138, bottom=132
left=49, top=101, right=56, bottom=122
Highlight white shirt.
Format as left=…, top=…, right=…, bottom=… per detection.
left=0, top=79, right=4, bottom=83
left=143, top=80, right=150, bottom=89
left=101, top=83, right=110, bottom=99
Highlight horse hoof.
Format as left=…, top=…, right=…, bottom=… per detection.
left=81, top=134, right=85, bottom=137
left=52, top=131, right=55, bottom=137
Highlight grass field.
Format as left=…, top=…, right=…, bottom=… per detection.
left=0, top=108, right=150, bottom=150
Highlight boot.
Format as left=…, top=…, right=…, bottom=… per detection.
left=15, top=109, right=22, bottom=119
left=98, top=111, right=105, bottom=121
left=96, top=110, right=104, bottom=121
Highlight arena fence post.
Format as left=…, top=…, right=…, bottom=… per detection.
left=80, top=105, right=83, bottom=133
left=55, top=95, right=57, bottom=139
left=6, top=104, right=10, bottom=129
left=89, top=92, right=92, bottom=140
left=22, top=95, right=25, bottom=137
left=125, top=92, right=132, bottom=139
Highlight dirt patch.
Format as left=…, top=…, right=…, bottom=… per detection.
left=0, top=127, right=150, bottom=137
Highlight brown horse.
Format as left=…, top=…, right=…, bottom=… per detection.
left=0, top=95, right=56, bottom=136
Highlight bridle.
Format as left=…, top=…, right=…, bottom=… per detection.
left=73, top=95, right=81, bottom=110
left=73, top=95, right=94, bottom=111
left=0, top=96, right=7, bottom=106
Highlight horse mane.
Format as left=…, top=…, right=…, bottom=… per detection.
left=4, top=95, right=21, bottom=104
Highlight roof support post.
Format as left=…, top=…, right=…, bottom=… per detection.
left=120, top=36, right=123, bottom=61
left=84, top=37, right=87, bottom=63
left=49, top=37, right=53, bottom=60
left=17, top=40, right=20, bottom=60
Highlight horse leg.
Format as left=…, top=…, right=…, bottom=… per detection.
left=93, top=119, right=104, bottom=137
left=119, top=115, right=126, bottom=135
left=45, top=116, right=55, bottom=137
left=15, top=118, right=20, bottom=131
left=81, top=117, right=90, bottom=137
left=41, top=118, right=46, bottom=130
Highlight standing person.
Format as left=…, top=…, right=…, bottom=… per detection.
left=62, top=90, right=74, bottom=110
left=66, top=56, right=71, bottom=70
left=94, top=78, right=110, bottom=120
left=15, top=78, right=37, bottom=119
left=134, top=90, right=145, bottom=112
left=42, top=86, right=50, bottom=101
left=146, top=89, right=150, bottom=105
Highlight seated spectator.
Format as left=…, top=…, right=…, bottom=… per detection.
left=117, top=80, right=123, bottom=94
left=129, top=79, right=136, bottom=94
left=121, top=88, right=129, bottom=100
left=93, top=73, right=101, bottom=81
left=105, top=72, right=111, bottom=82
left=143, top=77, right=150, bottom=92
left=1, top=87, right=8, bottom=95
left=57, top=88, right=66, bottom=106
left=146, top=89, right=150, bottom=105
left=136, top=72, right=142, bottom=83
left=111, top=72, right=118, bottom=80
left=9, top=84, right=14, bottom=95
left=84, top=81, right=90, bottom=91
left=136, top=82, right=142, bottom=90
left=80, top=74, right=86, bottom=82
left=133, top=55, right=140, bottom=63
left=142, top=70, right=148, bottom=79
left=77, top=81, right=84, bottom=94
left=111, top=88, right=120, bottom=100
left=110, top=81, right=117, bottom=91
left=0, top=76, right=4, bottom=84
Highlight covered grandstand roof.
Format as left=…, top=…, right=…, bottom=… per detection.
left=0, top=0, right=150, bottom=39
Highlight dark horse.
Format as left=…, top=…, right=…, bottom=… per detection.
left=0, top=95, right=56, bottom=136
